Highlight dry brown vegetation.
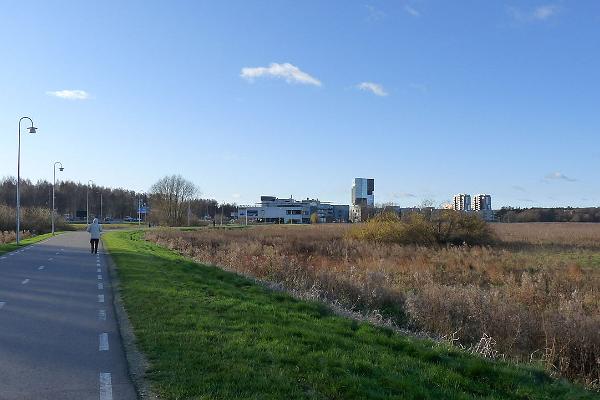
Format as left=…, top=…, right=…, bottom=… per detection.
left=146, top=222, right=600, bottom=387
left=0, top=204, right=68, bottom=235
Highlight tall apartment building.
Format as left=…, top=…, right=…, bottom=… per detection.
left=453, top=194, right=472, bottom=211
left=350, top=178, right=374, bottom=222
left=472, top=194, right=492, bottom=211
left=351, top=178, right=374, bottom=206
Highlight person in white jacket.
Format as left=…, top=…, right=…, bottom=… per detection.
left=86, top=218, right=102, bottom=254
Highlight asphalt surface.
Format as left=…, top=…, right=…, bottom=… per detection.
left=0, top=232, right=137, bottom=400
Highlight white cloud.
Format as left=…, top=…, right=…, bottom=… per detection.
left=393, top=192, right=416, bottom=198
left=508, top=4, right=559, bottom=22
left=544, top=172, right=576, bottom=182
left=404, top=5, right=420, bottom=17
left=232, top=193, right=241, bottom=199
left=366, top=5, right=386, bottom=21
left=240, top=63, right=321, bottom=86
left=533, top=5, right=558, bottom=20
left=46, top=89, right=91, bottom=100
left=356, top=82, right=388, bottom=96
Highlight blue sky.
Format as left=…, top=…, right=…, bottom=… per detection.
left=1, top=1, right=599, bottom=208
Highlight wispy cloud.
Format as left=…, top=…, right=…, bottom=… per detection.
left=365, top=4, right=386, bottom=22
left=544, top=172, right=577, bottom=182
left=240, top=63, right=321, bottom=86
left=408, top=82, right=428, bottom=94
left=533, top=5, right=559, bottom=20
left=356, top=82, right=388, bottom=96
left=404, top=5, right=420, bottom=17
left=512, top=185, right=527, bottom=192
left=46, top=89, right=90, bottom=100
left=508, top=4, right=560, bottom=22
left=393, top=192, right=416, bottom=198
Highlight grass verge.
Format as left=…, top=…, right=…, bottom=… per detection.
left=103, top=231, right=596, bottom=400
left=0, top=232, right=57, bottom=255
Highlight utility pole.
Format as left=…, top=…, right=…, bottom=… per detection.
left=187, top=200, right=191, bottom=226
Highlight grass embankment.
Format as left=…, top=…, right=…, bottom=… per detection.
left=103, top=231, right=595, bottom=399
left=0, top=233, right=57, bottom=255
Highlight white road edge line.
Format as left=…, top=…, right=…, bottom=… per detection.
left=98, top=294, right=105, bottom=303
left=21, top=279, right=30, bottom=285
left=99, top=333, right=109, bottom=351
left=98, top=309, right=107, bottom=321
left=99, top=372, right=113, bottom=400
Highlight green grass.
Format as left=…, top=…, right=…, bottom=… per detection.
left=0, top=233, right=57, bottom=255
left=103, top=231, right=597, bottom=400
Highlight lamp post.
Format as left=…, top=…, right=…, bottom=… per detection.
left=16, top=117, right=38, bottom=245
left=86, top=180, right=93, bottom=224
left=52, top=162, right=64, bottom=235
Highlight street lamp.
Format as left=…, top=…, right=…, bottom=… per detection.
left=16, top=117, right=37, bottom=245
left=52, top=162, right=64, bottom=235
left=86, top=180, right=93, bottom=224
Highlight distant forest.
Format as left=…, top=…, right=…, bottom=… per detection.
left=0, top=177, right=236, bottom=221
left=496, top=207, right=600, bottom=223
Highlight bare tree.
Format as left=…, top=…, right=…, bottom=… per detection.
left=149, top=175, right=199, bottom=226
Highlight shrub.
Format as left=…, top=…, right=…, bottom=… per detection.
left=348, top=210, right=494, bottom=246
left=0, top=204, right=68, bottom=234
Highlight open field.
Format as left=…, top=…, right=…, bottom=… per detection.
left=145, top=223, right=600, bottom=387
left=103, top=230, right=596, bottom=399
left=0, top=232, right=56, bottom=254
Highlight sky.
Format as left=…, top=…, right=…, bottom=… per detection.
left=0, top=1, right=599, bottom=208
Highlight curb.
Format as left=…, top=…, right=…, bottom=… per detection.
left=103, top=240, right=159, bottom=400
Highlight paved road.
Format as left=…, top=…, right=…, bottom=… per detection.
left=0, top=232, right=137, bottom=400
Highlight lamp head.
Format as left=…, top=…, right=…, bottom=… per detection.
left=28, top=126, right=37, bottom=134
left=59, top=167, right=64, bottom=172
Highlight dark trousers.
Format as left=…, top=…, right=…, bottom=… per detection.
left=90, top=239, right=99, bottom=254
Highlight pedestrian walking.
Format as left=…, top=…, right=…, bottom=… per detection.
left=86, top=217, right=102, bottom=254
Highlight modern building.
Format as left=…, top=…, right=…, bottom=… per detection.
left=453, top=194, right=472, bottom=211
left=351, top=178, right=374, bottom=207
left=350, top=178, right=374, bottom=222
left=235, top=196, right=349, bottom=224
left=472, top=194, right=492, bottom=211
left=472, top=194, right=494, bottom=221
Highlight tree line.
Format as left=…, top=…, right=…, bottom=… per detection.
left=496, top=207, right=600, bottom=223
left=0, top=176, right=238, bottom=226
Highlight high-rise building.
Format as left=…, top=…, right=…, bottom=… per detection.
left=351, top=178, right=374, bottom=206
left=453, top=194, right=471, bottom=211
left=472, top=194, right=492, bottom=211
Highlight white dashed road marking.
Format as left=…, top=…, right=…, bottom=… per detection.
left=21, top=279, right=30, bottom=285
left=0, top=302, right=5, bottom=309
left=99, top=333, right=109, bottom=351
left=38, top=266, right=45, bottom=270
left=97, top=275, right=103, bottom=280
left=98, top=283, right=104, bottom=290
left=48, top=258, right=53, bottom=261
left=98, top=294, right=105, bottom=303
left=0, top=256, right=6, bottom=260
left=99, top=372, right=113, bottom=400
left=97, top=268, right=101, bottom=273
left=98, top=309, right=106, bottom=321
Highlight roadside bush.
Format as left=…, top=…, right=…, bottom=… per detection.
left=0, top=204, right=68, bottom=234
left=348, top=210, right=494, bottom=246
